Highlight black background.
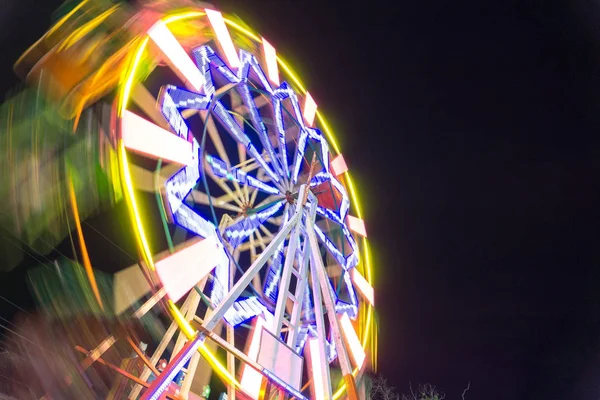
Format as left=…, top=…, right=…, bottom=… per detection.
left=1, top=0, right=600, bottom=399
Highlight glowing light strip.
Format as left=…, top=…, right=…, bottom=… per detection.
left=148, top=21, right=204, bottom=91
left=67, top=177, right=104, bottom=311
left=240, top=316, right=268, bottom=398
left=340, top=313, right=366, bottom=369
left=224, top=297, right=267, bottom=326
left=347, top=215, right=367, bottom=237
left=224, top=201, right=284, bottom=248
left=206, top=154, right=279, bottom=195
left=308, top=338, right=327, bottom=400
left=262, top=369, right=308, bottom=400
left=121, top=111, right=193, bottom=165
left=205, top=9, right=240, bottom=68
left=155, top=236, right=224, bottom=302
left=262, top=38, right=280, bottom=85
left=351, top=268, right=374, bottom=306
left=330, top=154, right=348, bottom=176
left=303, top=92, right=317, bottom=126
left=212, top=101, right=280, bottom=182
left=294, top=134, right=309, bottom=186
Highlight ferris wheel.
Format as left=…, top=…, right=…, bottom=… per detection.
left=13, top=1, right=376, bottom=399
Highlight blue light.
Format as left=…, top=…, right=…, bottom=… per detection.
left=161, top=89, right=190, bottom=139
left=223, top=201, right=284, bottom=248
left=206, top=154, right=279, bottom=195
left=146, top=336, right=202, bottom=400
left=261, top=369, right=308, bottom=400
left=223, top=296, right=267, bottom=326
left=162, top=85, right=210, bottom=111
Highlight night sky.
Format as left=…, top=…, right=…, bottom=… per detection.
left=1, top=0, right=600, bottom=399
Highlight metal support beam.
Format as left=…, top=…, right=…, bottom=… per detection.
left=271, top=188, right=307, bottom=336
left=309, top=240, right=333, bottom=399
left=200, top=189, right=304, bottom=332
left=307, top=218, right=359, bottom=400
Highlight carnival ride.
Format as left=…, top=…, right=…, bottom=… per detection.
left=4, top=0, right=377, bottom=398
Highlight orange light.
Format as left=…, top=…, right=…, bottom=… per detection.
left=121, top=110, right=193, bottom=165
left=68, top=177, right=104, bottom=311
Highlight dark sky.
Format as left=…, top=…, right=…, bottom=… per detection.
left=1, top=0, right=600, bottom=399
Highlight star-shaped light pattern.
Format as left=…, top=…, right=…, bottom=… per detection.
left=158, top=43, right=361, bottom=353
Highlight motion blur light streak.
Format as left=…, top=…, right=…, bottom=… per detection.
left=261, top=38, right=280, bottom=85
left=303, top=92, right=317, bottom=126
left=155, top=236, right=225, bottom=303
left=148, top=20, right=205, bottom=91
left=205, top=9, right=240, bottom=69
left=351, top=268, right=375, bottom=306
left=121, top=110, right=193, bottom=165
left=340, top=312, right=366, bottom=369
left=67, top=176, right=104, bottom=311
left=240, top=315, right=269, bottom=398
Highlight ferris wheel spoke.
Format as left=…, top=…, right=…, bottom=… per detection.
left=203, top=159, right=245, bottom=207
left=128, top=292, right=197, bottom=399
left=223, top=200, right=285, bottom=248
left=259, top=223, right=274, bottom=238
left=212, top=101, right=282, bottom=187
left=190, top=189, right=242, bottom=213
left=238, top=229, right=273, bottom=252
left=272, top=187, right=311, bottom=338
left=199, top=110, right=233, bottom=167
left=254, top=228, right=269, bottom=251
left=248, top=233, right=263, bottom=294
left=205, top=153, right=281, bottom=198
left=131, top=83, right=171, bottom=130
left=236, top=81, right=284, bottom=176
left=201, top=189, right=304, bottom=333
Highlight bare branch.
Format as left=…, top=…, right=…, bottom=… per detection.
left=462, top=381, right=471, bottom=400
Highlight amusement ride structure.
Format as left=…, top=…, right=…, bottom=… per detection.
left=6, top=0, right=377, bottom=398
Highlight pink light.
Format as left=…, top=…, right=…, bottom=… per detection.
left=330, top=154, right=348, bottom=176
left=346, top=215, right=367, bottom=237
left=340, top=313, right=366, bottom=369
left=205, top=9, right=240, bottom=69
left=351, top=268, right=374, bottom=306
left=148, top=21, right=204, bottom=91
left=307, top=338, right=327, bottom=400
left=303, top=92, right=317, bottom=126
left=261, top=38, right=279, bottom=85
left=121, top=111, right=193, bottom=166
left=240, top=316, right=268, bottom=399
left=155, top=236, right=224, bottom=302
